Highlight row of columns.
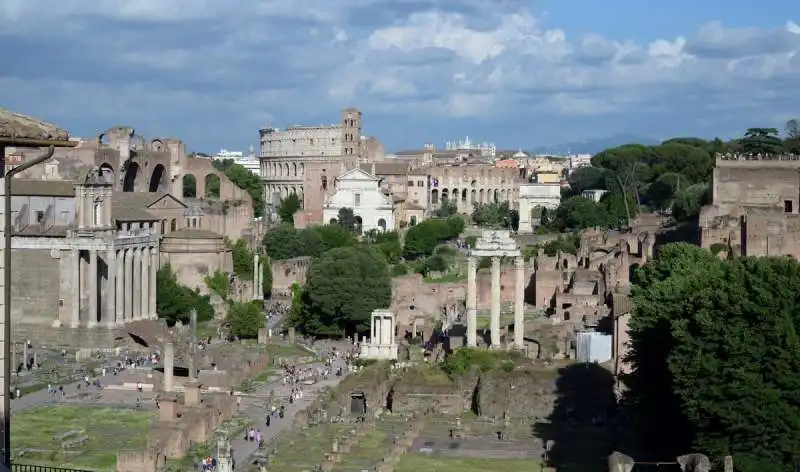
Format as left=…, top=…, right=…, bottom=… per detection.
left=466, top=255, right=525, bottom=348
left=70, top=245, right=157, bottom=328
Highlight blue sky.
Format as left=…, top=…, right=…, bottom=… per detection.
left=0, top=0, right=798, bottom=153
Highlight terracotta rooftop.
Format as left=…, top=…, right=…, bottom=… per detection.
left=111, top=192, right=163, bottom=222
left=11, top=179, right=75, bottom=197
left=0, top=107, right=76, bottom=146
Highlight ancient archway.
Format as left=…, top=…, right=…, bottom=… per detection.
left=354, top=216, right=363, bottom=235
left=183, top=174, right=197, bottom=198
left=204, top=174, right=221, bottom=198
left=99, top=163, right=115, bottom=183
left=378, top=218, right=386, bottom=231
left=149, top=164, right=167, bottom=192
left=122, top=162, right=140, bottom=192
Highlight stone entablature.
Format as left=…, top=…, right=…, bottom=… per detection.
left=716, top=152, right=800, bottom=161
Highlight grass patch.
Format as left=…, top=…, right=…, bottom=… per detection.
left=396, top=454, right=540, bottom=472
left=12, top=406, right=155, bottom=471
left=265, top=343, right=313, bottom=358
left=267, top=423, right=349, bottom=472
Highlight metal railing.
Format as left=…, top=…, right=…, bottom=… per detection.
left=12, top=464, right=94, bottom=472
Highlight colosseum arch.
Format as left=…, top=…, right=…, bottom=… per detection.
left=122, top=162, right=141, bottom=192
left=204, top=174, right=221, bottom=198
left=149, top=164, right=168, bottom=192
left=183, top=174, right=197, bottom=198
left=292, top=162, right=297, bottom=176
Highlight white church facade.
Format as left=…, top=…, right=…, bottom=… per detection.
left=323, top=168, right=395, bottom=233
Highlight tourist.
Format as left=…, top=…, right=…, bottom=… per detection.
left=266, top=414, right=271, bottom=427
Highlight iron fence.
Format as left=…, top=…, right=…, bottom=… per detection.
left=12, top=464, right=94, bottom=472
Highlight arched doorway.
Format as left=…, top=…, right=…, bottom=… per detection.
left=354, top=216, right=363, bottom=235
left=149, top=164, right=167, bottom=192
left=182, top=174, right=197, bottom=198
left=378, top=218, right=386, bottom=231
left=122, top=162, right=140, bottom=192
left=205, top=174, right=221, bottom=198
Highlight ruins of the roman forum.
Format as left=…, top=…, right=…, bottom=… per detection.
left=0, top=104, right=770, bottom=472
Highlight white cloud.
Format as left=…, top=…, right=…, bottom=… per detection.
left=0, top=2, right=799, bottom=150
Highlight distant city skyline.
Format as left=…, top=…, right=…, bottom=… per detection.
left=1, top=1, right=797, bottom=153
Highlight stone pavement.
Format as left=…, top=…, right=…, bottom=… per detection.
left=230, top=363, right=345, bottom=470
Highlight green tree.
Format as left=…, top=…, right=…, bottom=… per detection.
left=337, top=207, right=358, bottom=234
left=741, top=127, right=783, bottom=155
left=213, top=159, right=267, bottom=218
left=156, top=264, right=215, bottom=325
left=293, top=246, right=391, bottom=335
left=204, top=270, right=231, bottom=301
left=566, top=166, right=607, bottom=196
left=277, top=193, right=302, bottom=224
left=471, top=201, right=517, bottom=229
left=228, top=301, right=264, bottom=339
left=628, top=243, right=800, bottom=470
left=403, top=217, right=463, bottom=259
left=550, top=196, right=609, bottom=231
left=263, top=224, right=302, bottom=260
left=229, top=238, right=255, bottom=280
left=434, top=200, right=458, bottom=217
left=261, top=255, right=272, bottom=297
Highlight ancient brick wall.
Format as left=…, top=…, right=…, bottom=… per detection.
left=10, top=248, right=64, bottom=325
left=269, top=257, right=311, bottom=296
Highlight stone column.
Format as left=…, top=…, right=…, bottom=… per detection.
left=163, top=342, right=174, bottom=392
left=252, top=252, right=259, bottom=299
left=140, top=248, right=149, bottom=322
left=490, top=256, right=501, bottom=347
left=88, top=249, right=98, bottom=327
left=71, top=249, right=80, bottom=328
left=104, top=249, right=116, bottom=328
left=124, top=249, right=133, bottom=321
left=382, top=314, right=391, bottom=345
left=256, top=257, right=264, bottom=299
left=514, top=257, right=525, bottom=348
left=466, top=256, right=477, bottom=347
left=149, top=247, right=158, bottom=319
left=115, top=250, right=124, bottom=324
left=132, top=247, right=142, bottom=319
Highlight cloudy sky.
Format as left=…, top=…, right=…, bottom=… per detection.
left=1, top=0, right=798, bottom=153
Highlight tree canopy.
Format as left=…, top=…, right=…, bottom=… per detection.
left=471, top=201, right=519, bottom=230
left=212, top=159, right=266, bottom=217
left=287, top=246, right=391, bottom=336
left=262, top=223, right=358, bottom=260
left=403, top=216, right=464, bottom=259
left=626, top=243, right=800, bottom=471
left=156, top=264, right=215, bottom=325
left=277, top=193, right=301, bottom=224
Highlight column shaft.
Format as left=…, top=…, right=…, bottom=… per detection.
left=149, top=248, right=158, bottom=319
left=115, top=250, right=124, bottom=325
left=252, top=253, right=259, bottom=299
left=140, top=248, right=149, bottom=322
left=490, top=256, right=501, bottom=347
left=88, top=250, right=98, bottom=327
left=163, top=342, right=174, bottom=392
left=71, top=249, right=80, bottom=328
left=514, top=257, right=525, bottom=348
left=466, top=256, right=477, bottom=347
left=124, top=249, right=133, bottom=321
left=132, top=248, right=142, bottom=319
left=105, top=249, right=116, bottom=328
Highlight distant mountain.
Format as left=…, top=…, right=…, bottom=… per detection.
left=531, top=134, right=660, bottom=155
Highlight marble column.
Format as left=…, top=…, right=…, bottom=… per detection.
left=163, top=342, right=174, bottom=392
left=383, top=314, right=394, bottom=344
left=252, top=252, right=259, bottom=299
left=466, top=256, right=477, bottom=347
left=140, top=248, right=150, bottom=322
left=514, top=257, right=525, bottom=348
left=124, top=249, right=133, bottom=321
left=371, top=316, right=378, bottom=344
left=88, top=249, right=98, bottom=327
left=104, top=249, right=116, bottom=328
left=256, top=257, right=263, bottom=299
left=490, top=256, right=501, bottom=347
left=133, top=247, right=142, bottom=319
left=115, top=250, right=124, bottom=325
left=71, top=249, right=80, bottom=328
left=149, top=248, right=158, bottom=319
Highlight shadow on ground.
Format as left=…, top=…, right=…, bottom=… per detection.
left=534, top=362, right=618, bottom=472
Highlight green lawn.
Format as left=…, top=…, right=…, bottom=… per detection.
left=395, top=454, right=539, bottom=472
left=12, top=406, right=155, bottom=471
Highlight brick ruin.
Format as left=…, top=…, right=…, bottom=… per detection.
left=700, top=153, right=800, bottom=257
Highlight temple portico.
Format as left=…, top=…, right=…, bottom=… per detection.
left=466, top=230, right=525, bottom=349
left=360, top=309, right=398, bottom=360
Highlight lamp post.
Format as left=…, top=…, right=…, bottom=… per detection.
left=0, top=109, right=76, bottom=470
